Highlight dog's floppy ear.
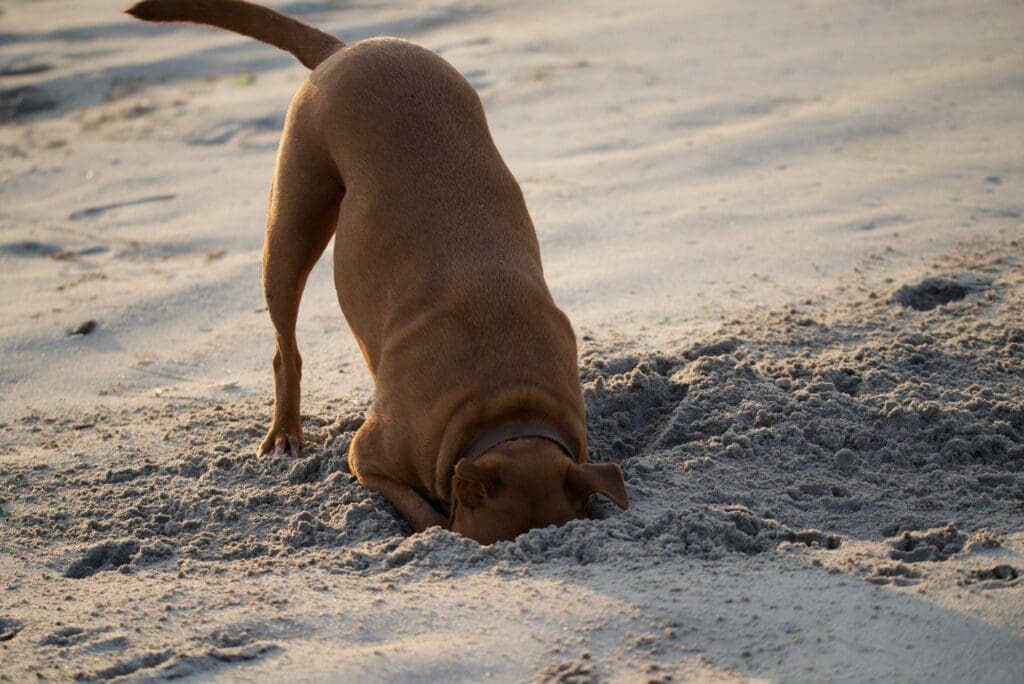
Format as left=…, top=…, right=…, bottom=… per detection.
left=453, top=459, right=499, bottom=509
left=567, top=462, right=629, bottom=510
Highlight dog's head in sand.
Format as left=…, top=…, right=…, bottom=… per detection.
left=449, top=438, right=628, bottom=545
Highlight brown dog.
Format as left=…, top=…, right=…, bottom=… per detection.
left=127, top=0, right=628, bottom=544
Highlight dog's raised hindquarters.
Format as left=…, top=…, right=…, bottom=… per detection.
left=126, top=0, right=628, bottom=543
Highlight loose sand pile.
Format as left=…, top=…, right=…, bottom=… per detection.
left=2, top=238, right=1021, bottom=680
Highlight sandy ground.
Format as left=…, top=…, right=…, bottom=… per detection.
left=1, top=0, right=1023, bottom=681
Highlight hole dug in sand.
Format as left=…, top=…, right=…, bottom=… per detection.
left=63, top=539, right=140, bottom=579
left=891, top=272, right=992, bottom=311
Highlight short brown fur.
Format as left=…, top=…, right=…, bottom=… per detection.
left=126, top=0, right=628, bottom=543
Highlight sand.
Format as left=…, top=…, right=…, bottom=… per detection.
left=1, top=0, right=1022, bottom=681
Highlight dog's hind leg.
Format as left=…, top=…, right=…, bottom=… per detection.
left=258, top=116, right=342, bottom=456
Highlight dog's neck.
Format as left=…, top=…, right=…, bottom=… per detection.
left=461, top=421, right=576, bottom=464
left=432, top=384, right=587, bottom=504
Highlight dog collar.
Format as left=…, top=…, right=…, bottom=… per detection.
left=461, top=421, right=576, bottom=464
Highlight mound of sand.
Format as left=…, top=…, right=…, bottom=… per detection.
left=2, top=239, right=1021, bottom=680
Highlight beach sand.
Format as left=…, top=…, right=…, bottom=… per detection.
left=1, top=1, right=1022, bottom=680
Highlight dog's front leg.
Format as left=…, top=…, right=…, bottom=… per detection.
left=359, top=473, right=448, bottom=533
left=348, top=421, right=447, bottom=532
left=257, top=121, right=341, bottom=456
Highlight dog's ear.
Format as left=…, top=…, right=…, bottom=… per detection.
left=566, top=462, right=629, bottom=510
left=453, top=459, right=499, bottom=509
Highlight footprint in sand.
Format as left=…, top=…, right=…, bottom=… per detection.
left=887, top=523, right=966, bottom=563
left=856, top=214, right=907, bottom=231
left=0, top=60, right=53, bottom=77
left=0, top=84, right=58, bottom=122
left=965, top=565, right=1020, bottom=585
left=188, top=114, right=283, bottom=146
left=39, top=626, right=88, bottom=647
left=0, top=240, right=111, bottom=261
left=891, top=272, right=991, bottom=311
left=68, top=193, right=176, bottom=221
left=0, top=240, right=66, bottom=258
left=0, top=617, right=23, bottom=642
left=63, top=539, right=140, bottom=579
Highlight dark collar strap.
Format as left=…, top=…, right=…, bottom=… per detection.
left=462, top=421, right=576, bottom=464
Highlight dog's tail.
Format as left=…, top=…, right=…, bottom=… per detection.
left=125, top=0, right=344, bottom=70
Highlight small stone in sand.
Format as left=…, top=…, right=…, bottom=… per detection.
left=68, top=320, right=96, bottom=336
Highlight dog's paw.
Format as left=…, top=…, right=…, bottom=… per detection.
left=258, top=428, right=304, bottom=457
